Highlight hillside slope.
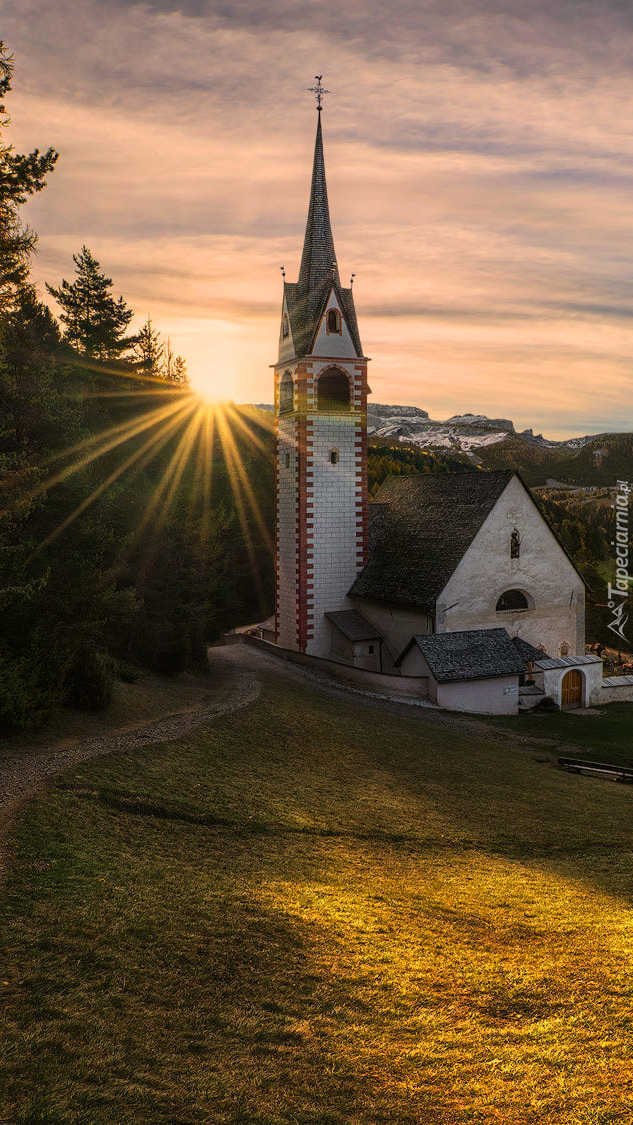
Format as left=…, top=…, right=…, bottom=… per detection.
left=2, top=648, right=633, bottom=1123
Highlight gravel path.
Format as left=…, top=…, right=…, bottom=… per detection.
left=0, top=656, right=260, bottom=877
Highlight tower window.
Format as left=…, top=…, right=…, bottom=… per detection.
left=279, top=371, right=293, bottom=414
left=317, top=368, right=350, bottom=411
left=560, top=641, right=570, bottom=657
left=327, top=308, right=342, bottom=334
left=284, top=453, right=290, bottom=468
left=511, top=528, right=521, bottom=558
left=496, top=589, right=530, bottom=612
left=330, top=450, right=339, bottom=465
left=282, top=314, right=289, bottom=339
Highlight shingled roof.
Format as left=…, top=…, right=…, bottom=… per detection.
left=284, top=113, right=363, bottom=359
left=325, top=610, right=382, bottom=642
left=396, top=628, right=527, bottom=682
left=350, top=471, right=515, bottom=612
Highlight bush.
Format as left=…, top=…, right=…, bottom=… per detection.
left=0, top=650, right=55, bottom=730
left=65, top=643, right=115, bottom=711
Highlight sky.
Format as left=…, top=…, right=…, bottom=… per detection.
left=5, top=0, right=633, bottom=438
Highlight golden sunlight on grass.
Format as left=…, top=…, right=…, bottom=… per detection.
left=3, top=664, right=633, bottom=1122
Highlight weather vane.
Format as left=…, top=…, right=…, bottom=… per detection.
left=307, top=75, right=329, bottom=112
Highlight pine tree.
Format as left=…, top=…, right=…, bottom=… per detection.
left=133, top=316, right=164, bottom=378
left=0, top=42, right=58, bottom=314
left=171, top=354, right=188, bottom=385
left=46, top=246, right=134, bottom=359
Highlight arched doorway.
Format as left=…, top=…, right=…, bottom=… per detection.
left=561, top=669, right=583, bottom=709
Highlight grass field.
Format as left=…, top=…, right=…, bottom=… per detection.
left=2, top=665, right=633, bottom=1123
left=493, top=701, right=633, bottom=767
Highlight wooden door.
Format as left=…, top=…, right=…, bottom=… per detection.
left=561, top=669, right=583, bottom=709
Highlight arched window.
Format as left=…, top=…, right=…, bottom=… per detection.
left=279, top=371, right=293, bottom=414
left=327, top=308, right=342, bottom=334
left=282, top=314, right=290, bottom=339
left=511, top=528, right=521, bottom=558
left=330, top=449, right=339, bottom=465
left=317, top=368, right=350, bottom=411
left=496, top=589, right=530, bottom=612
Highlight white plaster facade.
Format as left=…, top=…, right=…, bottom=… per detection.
left=439, top=475, right=585, bottom=655
left=307, top=400, right=364, bottom=657
left=398, top=644, right=519, bottom=714
left=276, top=414, right=298, bottom=649
left=350, top=600, right=433, bottom=671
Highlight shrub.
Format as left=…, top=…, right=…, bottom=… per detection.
left=65, top=643, right=115, bottom=711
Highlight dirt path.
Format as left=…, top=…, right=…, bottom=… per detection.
left=0, top=651, right=260, bottom=876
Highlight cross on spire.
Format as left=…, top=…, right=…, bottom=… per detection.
left=307, top=75, right=329, bottom=112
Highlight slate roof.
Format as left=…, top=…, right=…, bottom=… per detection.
left=534, top=653, right=602, bottom=670
left=298, top=114, right=339, bottom=294
left=396, top=628, right=527, bottom=683
left=284, top=280, right=363, bottom=359
left=283, top=113, right=363, bottom=359
left=325, top=610, right=382, bottom=642
left=511, top=636, right=548, bottom=662
left=350, top=471, right=514, bottom=611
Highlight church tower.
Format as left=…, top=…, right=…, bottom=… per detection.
left=274, top=85, right=369, bottom=656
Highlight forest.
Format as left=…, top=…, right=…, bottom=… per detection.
left=0, top=42, right=273, bottom=728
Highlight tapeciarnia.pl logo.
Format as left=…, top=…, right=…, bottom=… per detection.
left=607, top=479, right=631, bottom=643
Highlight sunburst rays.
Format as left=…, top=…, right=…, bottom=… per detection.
left=3, top=385, right=274, bottom=596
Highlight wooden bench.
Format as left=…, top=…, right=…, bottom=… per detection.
left=559, top=756, right=633, bottom=783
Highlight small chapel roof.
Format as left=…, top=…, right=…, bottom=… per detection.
left=325, top=610, right=382, bottom=642
left=396, top=628, right=527, bottom=682
left=351, top=470, right=515, bottom=611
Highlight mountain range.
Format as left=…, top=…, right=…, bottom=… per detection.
left=252, top=402, right=632, bottom=486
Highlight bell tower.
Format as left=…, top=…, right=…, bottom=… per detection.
left=274, top=81, right=369, bottom=656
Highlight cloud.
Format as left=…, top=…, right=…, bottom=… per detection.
left=4, top=0, right=633, bottom=433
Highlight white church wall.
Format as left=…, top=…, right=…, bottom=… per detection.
left=307, top=410, right=362, bottom=657
left=437, top=676, right=519, bottom=715
left=541, top=663, right=603, bottom=708
left=351, top=600, right=433, bottom=671
left=311, top=290, right=357, bottom=359
left=276, top=416, right=298, bottom=649
left=598, top=677, right=633, bottom=704
left=439, top=475, right=585, bottom=657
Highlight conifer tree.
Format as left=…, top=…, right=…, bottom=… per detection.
left=134, top=315, right=164, bottom=378
left=171, top=354, right=188, bottom=385
left=46, top=246, right=134, bottom=359
left=0, top=42, right=58, bottom=314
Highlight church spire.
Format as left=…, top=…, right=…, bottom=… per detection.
left=297, top=103, right=341, bottom=294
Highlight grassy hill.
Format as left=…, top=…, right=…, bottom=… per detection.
left=3, top=655, right=633, bottom=1123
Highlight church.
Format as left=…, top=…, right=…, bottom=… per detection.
left=270, top=89, right=604, bottom=714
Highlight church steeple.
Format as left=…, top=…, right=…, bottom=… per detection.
left=273, top=78, right=369, bottom=658
left=297, top=113, right=340, bottom=294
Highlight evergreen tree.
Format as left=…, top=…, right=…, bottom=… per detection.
left=171, top=354, right=188, bottom=385
left=134, top=315, right=164, bottom=378
left=0, top=42, right=58, bottom=314
left=46, top=246, right=134, bottom=359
